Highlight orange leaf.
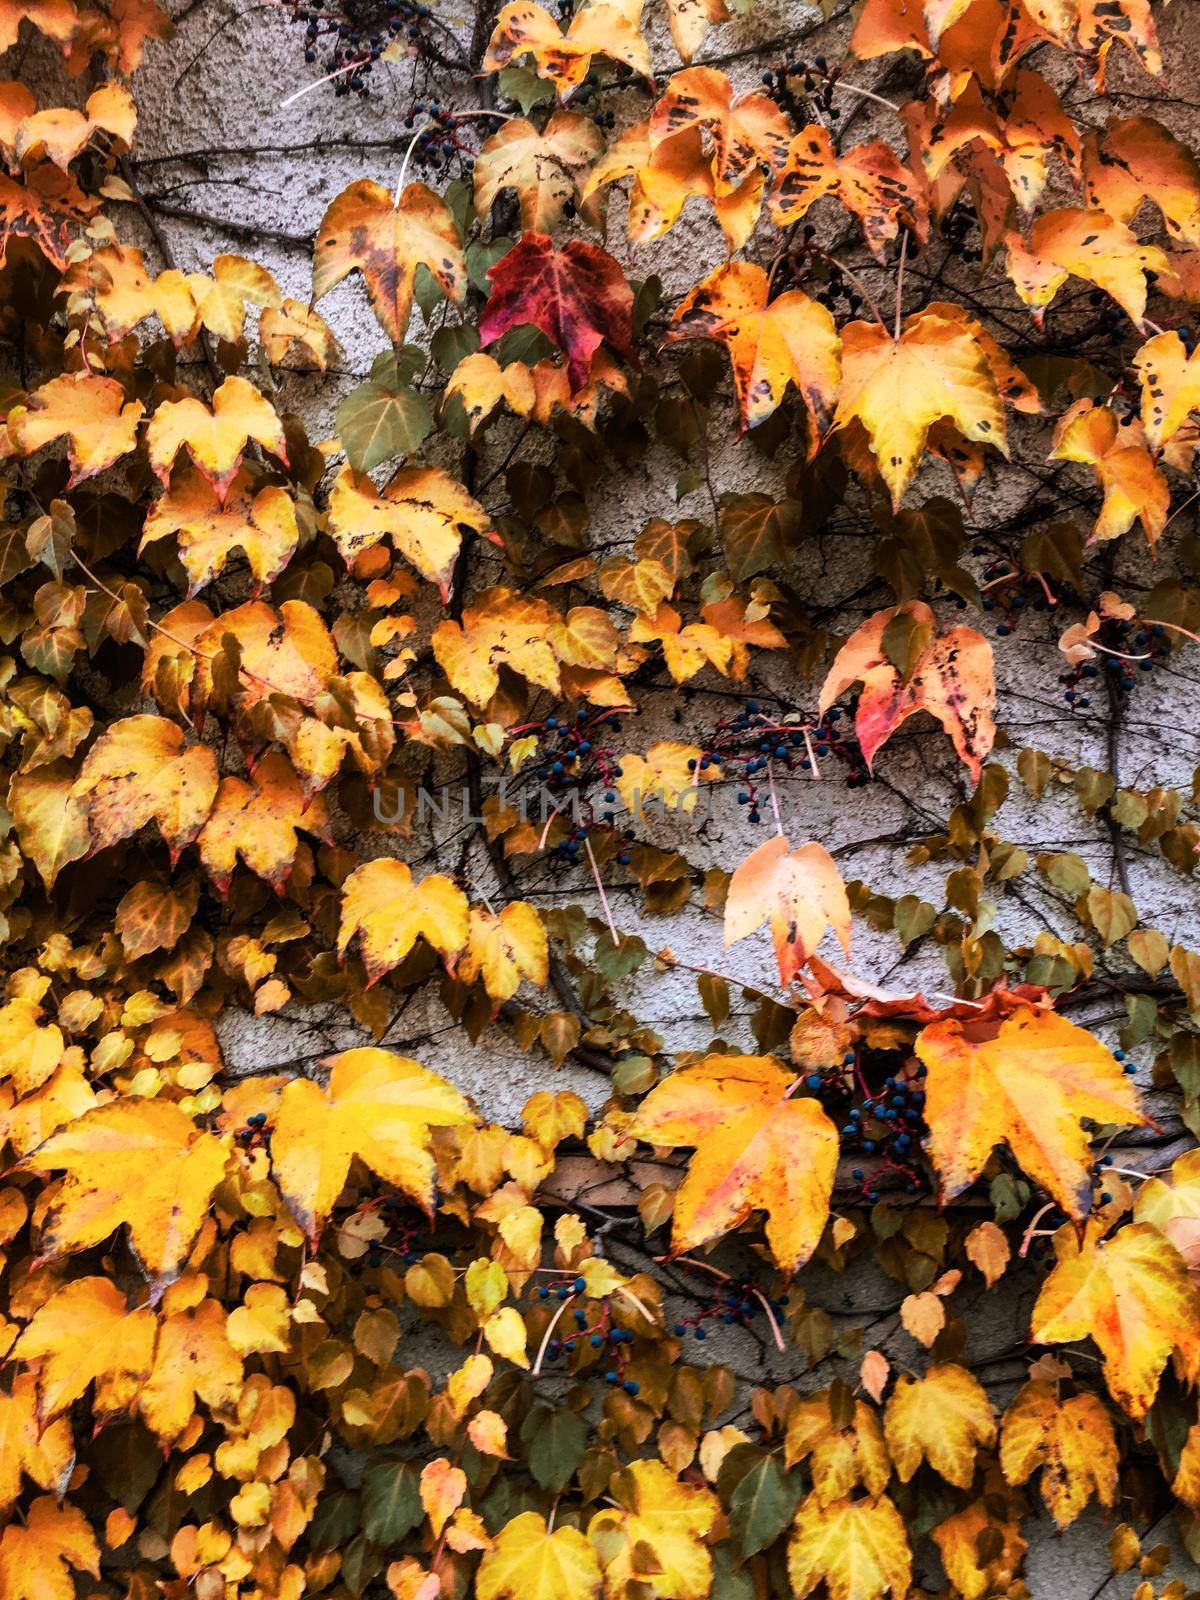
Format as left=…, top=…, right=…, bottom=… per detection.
left=724, top=835, right=851, bottom=986
left=8, top=372, right=143, bottom=486
left=0, top=1497, right=99, bottom=1600
left=146, top=375, right=286, bottom=499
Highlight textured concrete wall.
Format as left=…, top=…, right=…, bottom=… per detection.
left=12, top=0, right=1200, bottom=1589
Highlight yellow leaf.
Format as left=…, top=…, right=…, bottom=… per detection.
left=141, top=466, right=300, bottom=595
left=999, top=1379, right=1118, bottom=1526
left=468, top=1409, right=509, bottom=1457
left=964, top=1220, right=1010, bottom=1287
left=783, top=1391, right=891, bottom=1506
left=198, top=752, right=329, bottom=896
left=459, top=903, right=549, bottom=1003
left=71, top=713, right=218, bottom=861
left=0, top=1497, right=99, bottom=1600
left=146, top=375, right=286, bottom=498
left=26, top=1097, right=228, bottom=1280
left=724, top=835, right=851, bottom=986
left=139, top=1298, right=243, bottom=1442
left=326, top=464, right=497, bottom=600
left=628, top=1054, right=837, bottom=1274
left=0, top=997, right=63, bottom=1094
left=884, top=1363, right=995, bottom=1488
left=588, top=1459, right=718, bottom=1600
left=270, top=1047, right=474, bottom=1241
left=917, top=1004, right=1143, bottom=1222
left=474, top=111, right=603, bottom=233
left=420, top=1458, right=467, bottom=1538
left=787, top=1492, right=911, bottom=1600
left=227, top=1283, right=292, bottom=1355
left=8, top=373, right=143, bottom=487
left=479, top=1511, right=601, bottom=1600
left=338, top=859, right=470, bottom=985
left=483, top=1305, right=529, bottom=1368
left=0, top=1375, right=74, bottom=1510
left=12, top=1275, right=156, bottom=1418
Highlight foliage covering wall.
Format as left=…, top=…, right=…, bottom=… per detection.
left=3, top=0, right=1200, bottom=1595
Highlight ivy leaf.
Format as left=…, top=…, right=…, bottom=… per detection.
left=1031, top=1222, right=1200, bottom=1418
left=336, top=350, right=434, bottom=473
left=725, top=835, right=851, bottom=986
left=362, top=1459, right=423, bottom=1544
left=627, top=1054, right=838, bottom=1273
left=916, top=1004, right=1144, bottom=1221
left=787, top=1493, right=911, bottom=1600
left=142, top=467, right=299, bottom=595
left=0, top=1498, right=99, bottom=1600
left=338, top=859, right=470, bottom=984
left=719, top=1445, right=803, bottom=1561
left=13, top=1277, right=156, bottom=1420
left=482, top=0, right=651, bottom=97
left=587, top=1460, right=719, bottom=1600
left=25, top=1098, right=229, bottom=1281
left=999, top=1379, right=1118, bottom=1527
left=146, top=376, right=287, bottom=501
left=772, top=123, right=928, bottom=260
left=480, top=232, right=636, bottom=392
left=313, top=179, right=466, bottom=343
left=326, top=464, right=496, bottom=598
left=478, top=1511, right=602, bottom=1600
left=474, top=112, right=603, bottom=233
left=883, top=1364, right=996, bottom=1488
left=522, top=1404, right=588, bottom=1492
left=8, top=374, right=144, bottom=487
left=71, top=713, right=219, bottom=860
left=270, top=1048, right=475, bottom=1241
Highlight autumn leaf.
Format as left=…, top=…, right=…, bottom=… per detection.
left=1030, top=1221, right=1200, bottom=1417
left=627, top=1054, right=838, bottom=1273
left=312, top=178, right=466, bottom=343
left=999, top=1379, right=1118, bottom=1527
left=326, top=464, right=497, bottom=599
left=198, top=751, right=329, bottom=895
left=479, top=1510, right=601, bottom=1600
left=1049, top=399, right=1169, bottom=546
left=1005, top=209, right=1168, bottom=328
left=0, top=1497, right=99, bottom=1600
left=480, top=232, right=635, bottom=392
left=146, top=375, right=286, bottom=499
left=271, top=1048, right=475, bottom=1240
left=1084, top=116, right=1200, bottom=247
left=787, top=1493, right=911, bottom=1600
left=7, top=372, right=144, bottom=486
left=482, top=0, right=651, bottom=96
left=0, top=1376, right=74, bottom=1510
left=582, top=121, right=762, bottom=251
left=772, top=124, right=927, bottom=260
left=818, top=600, right=996, bottom=783
left=139, top=1296, right=243, bottom=1441
left=724, top=835, right=851, bottom=986
left=8, top=760, right=90, bottom=886
left=141, top=466, right=300, bottom=595
left=832, top=310, right=1007, bottom=509
left=459, top=902, right=549, bottom=1004
left=71, top=713, right=218, bottom=861
left=588, top=1459, right=718, bottom=1600
left=884, top=1364, right=995, bottom=1488
left=474, top=111, right=603, bottom=232
left=649, top=68, right=791, bottom=194
left=12, top=1275, right=156, bottom=1418
left=783, top=1392, right=891, bottom=1505
left=25, top=1097, right=228, bottom=1280
left=916, top=1004, right=1143, bottom=1221
left=1134, top=328, right=1200, bottom=450
left=432, top=585, right=565, bottom=704
left=668, top=261, right=840, bottom=434
left=338, top=858, right=470, bottom=984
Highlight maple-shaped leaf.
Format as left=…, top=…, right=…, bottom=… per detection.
left=613, top=739, right=715, bottom=814
left=185, top=252, right=281, bottom=344
left=582, top=121, right=763, bottom=251
left=459, top=902, right=548, bottom=1004
left=260, top=296, right=338, bottom=370
left=444, top=351, right=536, bottom=432
left=0, top=1497, right=99, bottom=1600
left=478, top=1510, right=602, bottom=1600
left=1049, top=399, right=1169, bottom=546
left=818, top=600, right=996, bottom=783
left=649, top=68, right=791, bottom=194
left=432, top=585, right=565, bottom=704
left=1134, top=1147, right=1200, bottom=1275
left=772, top=124, right=928, bottom=260
left=784, top=1392, right=891, bottom=1505
left=921, top=1004, right=1145, bottom=1216
left=627, top=1054, right=838, bottom=1274
left=0, top=1375, right=74, bottom=1511
left=627, top=606, right=732, bottom=684
left=338, top=857, right=470, bottom=985
left=884, top=1363, right=995, bottom=1488
left=480, top=233, right=635, bottom=392
left=787, top=1493, right=911, bottom=1600
left=1134, top=329, right=1200, bottom=451
left=587, top=1460, right=719, bottom=1600
left=25, top=1097, right=228, bottom=1280
left=1031, top=1221, right=1200, bottom=1417
left=832, top=310, right=1007, bottom=509
left=474, top=111, right=603, bottom=233
left=198, top=752, right=329, bottom=896
left=1084, top=117, right=1200, bottom=246
left=1005, top=209, right=1168, bottom=329
left=931, top=1488, right=1026, bottom=1600
left=141, top=466, right=299, bottom=595
left=12, top=83, right=135, bottom=170
left=71, top=713, right=217, bottom=860
left=270, top=1047, right=475, bottom=1240
left=13, top=1275, right=157, bottom=1419
left=327, top=464, right=497, bottom=599
left=999, top=1379, right=1118, bottom=1527
left=668, top=261, right=840, bottom=434
left=724, top=835, right=851, bottom=986
left=139, top=1296, right=243, bottom=1442
left=146, top=375, right=286, bottom=499
left=916, top=1004, right=1143, bottom=1221
left=7, top=372, right=144, bottom=486
left=312, top=178, right=466, bottom=344
left=482, top=0, right=651, bottom=96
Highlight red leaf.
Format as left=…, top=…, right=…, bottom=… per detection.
left=479, top=232, right=636, bottom=392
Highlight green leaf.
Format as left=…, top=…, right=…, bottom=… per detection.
left=497, top=64, right=554, bottom=114
left=361, top=1459, right=423, bottom=1544
left=720, top=1446, right=802, bottom=1561
left=719, top=493, right=799, bottom=582
left=336, top=373, right=434, bottom=473
left=340, top=1533, right=384, bottom=1599
left=521, top=1405, right=587, bottom=1493
left=467, top=236, right=514, bottom=294
left=308, top=1487, right=361, bottom=1551
left=431, top=321, right=481, bottom=372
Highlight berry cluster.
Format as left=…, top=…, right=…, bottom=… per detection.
left=761, top=54, right=843, bottom=123
left=363, top=1194, right=430, bottom=1268
left=689, top=697, right=870, bottom=823
left=279, top=0, right=431, bottom=93
left=976, top=550, right=1069, bottom=637
left=537, top=1277, right=640, bottom=1389
left=236, top=1110, right=269, bottom=1146
left=1059, top=617, right=1171, bottom=707
left=671, top=1273, right=785, bottom=1340
left=802, top=1049, right=929, bottom=1200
